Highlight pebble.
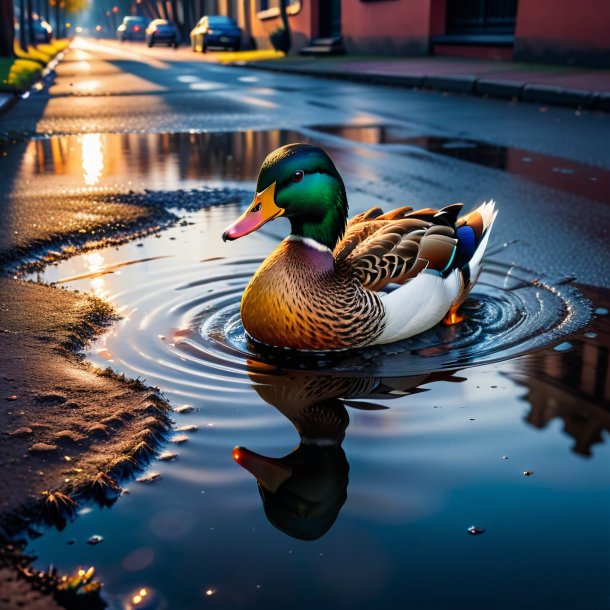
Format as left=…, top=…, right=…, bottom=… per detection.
left=176, top=425, right=198, bottom=433
left=174, top=404, right=195, bottom=414
left=9, top=426, right=33, bottom=436
left=157, top=451, right=177, bottom=462
left=28, top=442, right=58, bottom=453
left=136, top=472, right=161, bottom=484
left=55, top=429, right=82, bottom=442
left=170, top=434, right=189, bottom=444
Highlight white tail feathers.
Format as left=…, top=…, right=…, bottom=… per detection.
left=476, top=199, right=498, bottom=234
left=468, top=200, right=498, bottom=274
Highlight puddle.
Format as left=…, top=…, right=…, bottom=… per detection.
left=309, top=125, right=610, bottom=203
left=25, top=205, right=610, bottom=610
left=1, top=130, right=311, bottom=191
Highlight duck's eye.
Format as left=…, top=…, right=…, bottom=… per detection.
left=292, top=170, right=304, bottom=183
left=251, top=202, right=262, bottom=212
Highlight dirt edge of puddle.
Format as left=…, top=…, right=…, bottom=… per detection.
left=0, top=187, right=249, bottom=608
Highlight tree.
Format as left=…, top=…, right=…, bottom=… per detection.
left=0, top=0, right=15, bottom=56
left=26, top=0, right=36, bottom=46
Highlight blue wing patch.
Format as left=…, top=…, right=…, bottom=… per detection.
left=454, top=225, right=476, bottom=269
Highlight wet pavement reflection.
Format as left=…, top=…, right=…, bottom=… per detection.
left=310, top=124, right=610, bottom=203
left=2, top=129, right=310, bottom=190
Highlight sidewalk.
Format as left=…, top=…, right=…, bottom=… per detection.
left=229, top=54, right=610, bottom=110
left=0, top=92, right=17, bottom=116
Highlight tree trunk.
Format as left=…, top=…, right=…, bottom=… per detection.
left=54, top=1, right=60, bottom=38
left=0, top=0, right=16, bottom=56
left=170, top=0, right=182, bottom=38
left=18, top=0, right=28, bottom=49
left=26, top=0, right=36, bottom=46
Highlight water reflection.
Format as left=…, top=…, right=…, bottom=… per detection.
left=309, top=124, right=610, bottom=203
left=13, top=130, right=314, bottom=190
left=235, top=365, right=462, bottom=540
left=81, top=133, right=104, bottom=186
left=509, top=290, right=610, bottom=457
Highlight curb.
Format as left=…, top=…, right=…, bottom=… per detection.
left=0, top=93, right=18, bottom=117
left=231, top=61, right=608, bottom=111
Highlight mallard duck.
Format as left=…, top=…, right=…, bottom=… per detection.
left=222, top=144, right=497, bottom=351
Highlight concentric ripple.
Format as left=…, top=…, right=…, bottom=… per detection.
left=88, top=255, right=591, bottom=387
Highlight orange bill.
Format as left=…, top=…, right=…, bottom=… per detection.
left=222, top=182, right=283, bottom=241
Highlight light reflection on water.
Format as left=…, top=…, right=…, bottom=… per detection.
left=28, top=206, right=610, bottom=610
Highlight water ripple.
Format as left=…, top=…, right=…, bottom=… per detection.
left=88, top=256, right=590, bottom=390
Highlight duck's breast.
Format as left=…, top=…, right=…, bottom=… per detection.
left=241, top=241, right=383, bottom=350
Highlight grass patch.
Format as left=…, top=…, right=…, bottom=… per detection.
left=14, top=45, right=52, bottom=66
left=14, top=38, right=71, bottom=66
left=0, top=57, right=42, bottom=92
left=1, top=39, right=70, bottom=92
left=216, top=49, right=285, bottom=64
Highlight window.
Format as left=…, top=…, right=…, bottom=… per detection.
left=256, top=0, right=301, bottom=20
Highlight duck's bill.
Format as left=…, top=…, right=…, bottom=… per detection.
left=233, top=446, right=292, bottom=493
left=222, top=182, right=283, bottom=241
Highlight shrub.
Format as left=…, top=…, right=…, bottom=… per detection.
left=0, top=57, right=43, bottom=92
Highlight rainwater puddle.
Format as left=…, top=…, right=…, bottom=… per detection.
left=0, top=129, right=319, bottom=192
left=309, top=124, right=610, bottom=203
left=26, top=204, right=610, bottom=610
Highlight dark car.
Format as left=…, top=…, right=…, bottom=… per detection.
left=117, top=16, right=146, bottom=42
left=146, top=19, right=180, bottom=48
left=33, top=17, right=53, bottom=43
left=190, top=15, right=241, bottom=52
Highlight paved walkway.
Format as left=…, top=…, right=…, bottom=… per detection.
left=0, top=92, right=17, bottom=117
left=233, top=55, right=610, bottom=110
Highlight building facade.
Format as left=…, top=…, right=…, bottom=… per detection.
left=220, top=0, right=610, bottom=68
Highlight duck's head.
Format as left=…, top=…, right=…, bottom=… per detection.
left=222, top=144, right=348, bottom=251
left=233, top=442, right=349, bottom=541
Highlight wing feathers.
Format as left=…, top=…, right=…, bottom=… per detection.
left=335, top=201, right=496, bottom=292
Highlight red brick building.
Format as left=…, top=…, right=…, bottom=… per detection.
left=218, top=0, right=610, bottom=67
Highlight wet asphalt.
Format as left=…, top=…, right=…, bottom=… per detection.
left=1, top=37, right=609, bottom=286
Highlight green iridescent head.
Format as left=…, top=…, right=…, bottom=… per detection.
left=222, top=144, right=348, bottom=250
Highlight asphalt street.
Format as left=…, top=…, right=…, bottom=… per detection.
left=1, top=37, right=609, bottom=286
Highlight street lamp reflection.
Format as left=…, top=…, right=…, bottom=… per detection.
left=81, top=133, right=104, bottom=186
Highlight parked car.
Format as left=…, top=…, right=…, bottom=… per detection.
left=117, top=16, right=146, bottom=42
left=190, top=15, right=241, bottom=52
left=146, top=19, right=180, bottom=48
left=33, top=17, right=53, bottom=43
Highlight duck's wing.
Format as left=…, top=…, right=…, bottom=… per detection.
left=335, top=204, right=463, bottom=291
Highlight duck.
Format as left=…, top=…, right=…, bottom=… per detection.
left=222, top=143, right=497, bottom=351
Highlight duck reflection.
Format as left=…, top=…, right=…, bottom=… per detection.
left=234, top=366, right=461, bottom=540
